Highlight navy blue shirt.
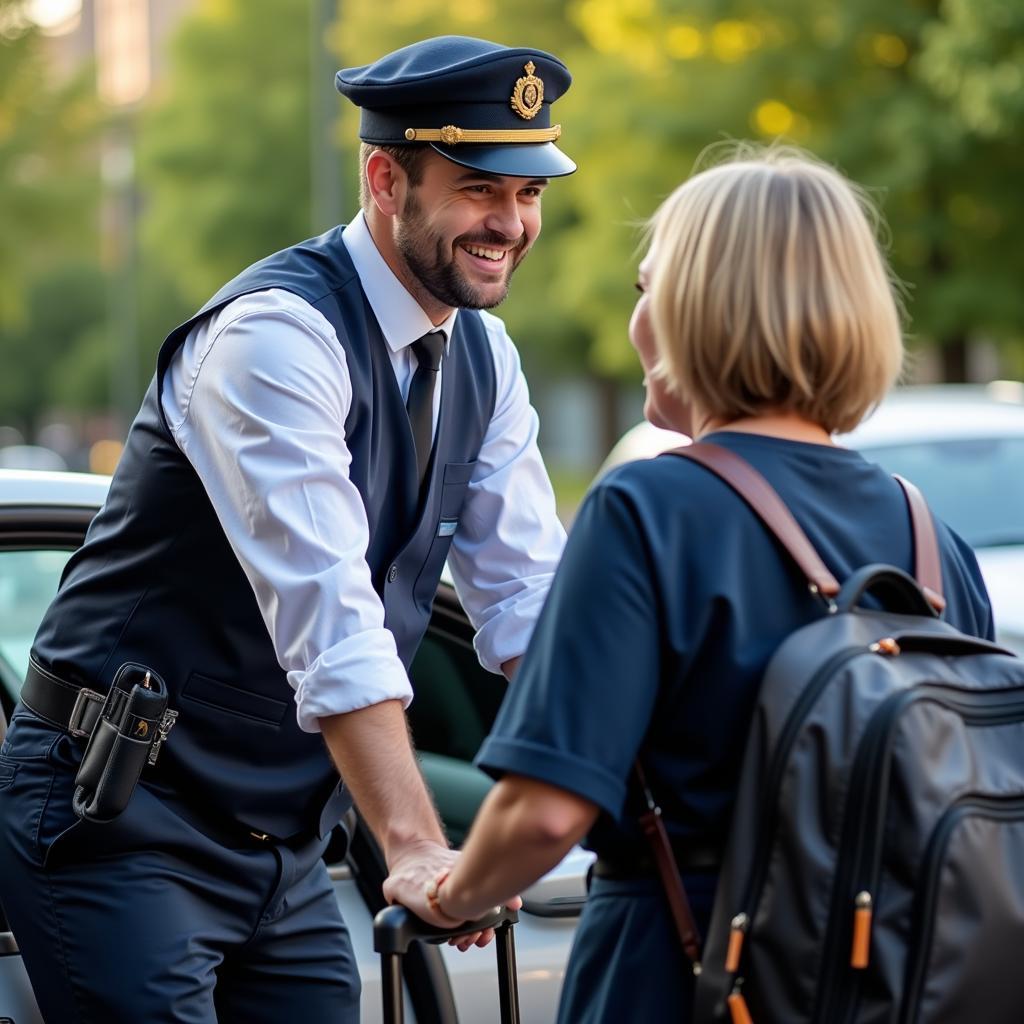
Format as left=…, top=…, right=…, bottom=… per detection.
left=477, top=431, right=994, bottom=860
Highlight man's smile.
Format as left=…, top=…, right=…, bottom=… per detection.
left=458, top=243, right=510, bottom=273
left=461, top=243, right=507, bottom=262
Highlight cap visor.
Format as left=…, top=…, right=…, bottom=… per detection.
left=428, top=141, right=576, bottom=178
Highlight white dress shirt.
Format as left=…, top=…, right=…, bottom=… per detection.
left=161, top=212, right=566, bottom=732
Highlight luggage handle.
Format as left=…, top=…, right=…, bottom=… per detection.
left=669, top=443, right=945, bottom=613
left=373, top=903, right=518, bottom=954
left=374, top=905, right=520, bottom=1024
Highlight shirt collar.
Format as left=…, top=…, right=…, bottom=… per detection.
left=342, top=211, right=457, bottom=353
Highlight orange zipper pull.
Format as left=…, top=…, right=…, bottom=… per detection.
left=727, top=983, right=754, bottom=1024
left=725, top=912, right=748, bottom=973
left=869, top=638, right=900, bottom=656
left=851, top=891, right=872, bottom=968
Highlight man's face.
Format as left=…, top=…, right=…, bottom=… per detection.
left=394, top=152, right=548, bottom=311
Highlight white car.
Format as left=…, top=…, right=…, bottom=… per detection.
left=0, top=469, right=590, bottom=1023
left=600, top=384, right=1024, bottom=653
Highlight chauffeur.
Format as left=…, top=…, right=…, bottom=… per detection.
left=0, top=37, right=573, bottom=1023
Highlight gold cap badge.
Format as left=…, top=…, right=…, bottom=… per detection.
left=510, top=61, right=544, bottom=120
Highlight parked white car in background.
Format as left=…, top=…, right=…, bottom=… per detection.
left=600, top=384, right=1024, bottom=654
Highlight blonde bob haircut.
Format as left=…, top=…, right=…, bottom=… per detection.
left=646, top=144, right=905, bottom=435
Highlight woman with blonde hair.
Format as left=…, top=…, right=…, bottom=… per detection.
left=410, top=146, right=993, bottom=1021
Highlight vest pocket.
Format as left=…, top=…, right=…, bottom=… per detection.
left=412, top=462, right=476, bottom=606
left=439, top=461, right=476, bottom=520
left=181, top=672, right=288, bottom=726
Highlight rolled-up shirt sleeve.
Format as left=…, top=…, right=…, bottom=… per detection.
left=447, top=312, right=567, bottom=674
left=162, top=289, right=413, bottom=733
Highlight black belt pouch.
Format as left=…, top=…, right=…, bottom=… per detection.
left=73, top=662, right=167, bottom=823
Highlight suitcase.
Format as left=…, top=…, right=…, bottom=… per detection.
left=373, top=905, right=520, bottom=1024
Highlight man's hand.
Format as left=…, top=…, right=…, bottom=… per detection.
left=382, top=839, right=462, bottom=928
left=382, top=841, right=522, bottom=950
left=319, top=702, right=515, bottom=949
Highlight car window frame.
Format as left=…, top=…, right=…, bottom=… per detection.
left=0, top=504, right=95, bottom=721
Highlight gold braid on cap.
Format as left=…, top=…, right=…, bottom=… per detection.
left=403, top=124, right=561, bottom=146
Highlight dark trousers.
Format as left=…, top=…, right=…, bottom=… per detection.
left=557, top=871, right=717, bottom=1023
left=0, top=710, right=360, bottom=1023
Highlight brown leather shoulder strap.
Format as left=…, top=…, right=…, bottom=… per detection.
left=634, top=761, right=703, bottom=969
left=893, top=475, right=946, bottom=612
left=669, top=442, right=841, bottom=600
left=668, top=442, right=947, bottom=614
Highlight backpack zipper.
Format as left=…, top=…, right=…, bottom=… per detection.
left=897, top=794, right=1024, bottom=1024
left=725, top=645, right=867, bottom=974
left=814, top=686, right=1024, bottom=1023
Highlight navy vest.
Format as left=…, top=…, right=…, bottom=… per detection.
left=32, top=227, right=497, bottom=839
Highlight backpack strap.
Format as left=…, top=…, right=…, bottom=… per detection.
left=634, top=760, right=704, bottom=970
left=670, top=442, right=841, bottom=605
left=669, top=442, right=945, bottom=613
left=893, top=475, right=946, bottom=613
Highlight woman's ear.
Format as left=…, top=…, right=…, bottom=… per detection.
left=364, top=150, right=404, bottom=217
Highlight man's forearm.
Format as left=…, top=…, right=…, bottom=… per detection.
left=500, top=655, right=522, bottom=680
left=319, top=699, right=446, bottom=862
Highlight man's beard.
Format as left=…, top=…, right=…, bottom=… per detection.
left=395, top=191, right=528, bottom=310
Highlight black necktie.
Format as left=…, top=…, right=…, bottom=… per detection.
left=406, top=331, right=445, bottom=487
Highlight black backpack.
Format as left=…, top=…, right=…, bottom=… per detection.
left=666, top=444, right=1024, bottom=1024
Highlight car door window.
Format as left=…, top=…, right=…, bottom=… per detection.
left=0, top=549, right=71, bottom=714
left=859, top=438, right=1024, bottom=548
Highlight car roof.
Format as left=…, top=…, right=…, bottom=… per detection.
left=841, top=384, right=1024, bottom=447
left=601, top=384, right=1024, bottom=475
left=0, top=469, right=110, bottom=509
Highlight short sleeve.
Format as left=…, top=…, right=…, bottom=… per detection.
left=942, top=525, right=996, bottom=642
left=475, top=477, right=666, bottom=819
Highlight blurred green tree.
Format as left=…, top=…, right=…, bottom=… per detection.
left=127, top=0, right=1024, bottom=451
left=0, top=261, right=107, bottom=427
left=916, top=0, right=1024, bottom=376
left=0, top=0, right=99, bottom=321
left=555, top=0, right=1024, bottom=381
left=333, top=0, right=1024, bottom=390
left=137, top=0, right=321, bottom=311
left=0, top=0, right=103, bottom=430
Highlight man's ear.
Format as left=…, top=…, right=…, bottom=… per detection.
left=365, top=150, right=404, bottom=217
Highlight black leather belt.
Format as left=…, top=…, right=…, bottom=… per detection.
left=20, top=657, right=106, bottom=739
left=20, top=659, right=312, bottom=850
left=592, top=838, right=721, bottom=881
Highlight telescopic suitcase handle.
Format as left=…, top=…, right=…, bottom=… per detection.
left=374, top=905, right=520, bottom=1024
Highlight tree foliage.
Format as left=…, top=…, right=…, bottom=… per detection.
left=333, top=0, right=1024, bottom=379
left=138, top=0, right=319, bottom=309
left=0, top=1, right=99, bottom=320
left=0, top=0, right=102, bottom=430
left=3, top=0, right=1024, bottom=433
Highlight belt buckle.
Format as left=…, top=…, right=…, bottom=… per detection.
left=68, top=687, right=104, bottom=738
